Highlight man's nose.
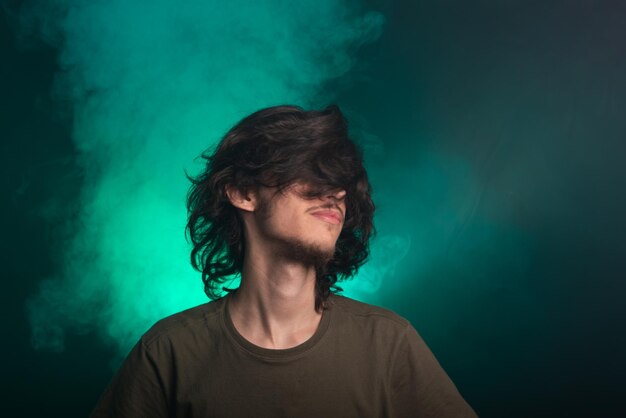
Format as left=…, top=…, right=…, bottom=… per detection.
left=326, top=189, right=346, bottom=201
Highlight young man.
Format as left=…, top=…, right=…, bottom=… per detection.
left=91, top=105, right=478, bottom=417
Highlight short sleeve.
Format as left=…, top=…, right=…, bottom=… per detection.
left=90, top=339, right=171, bottom=418
left=389, top=324, right=478, bottom=418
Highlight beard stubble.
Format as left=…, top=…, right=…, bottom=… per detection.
left=256, top=193, right=336, bottom=270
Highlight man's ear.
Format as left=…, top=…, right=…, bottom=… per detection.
left=225, top=184, right=257, bottom=212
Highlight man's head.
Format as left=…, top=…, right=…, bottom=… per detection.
left=186, top=105, right=375, bottom=310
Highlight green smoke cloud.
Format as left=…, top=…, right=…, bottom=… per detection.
left=19, top=0, right=384, bottom=357
left=17, top=0, right=532, bottom=366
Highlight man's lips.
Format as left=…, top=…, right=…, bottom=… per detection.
left=310, top=210, right=343, bottom=225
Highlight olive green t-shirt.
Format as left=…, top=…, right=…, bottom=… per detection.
left=91, top=293, right=477, bottom=417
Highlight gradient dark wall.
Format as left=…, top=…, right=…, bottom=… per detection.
left=3, top=1, right=625, bottom=417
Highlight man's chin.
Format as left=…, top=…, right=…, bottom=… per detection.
left=278, top=239, right=335, bottom=268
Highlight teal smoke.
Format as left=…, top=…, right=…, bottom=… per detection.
left=19, top=0, right=385, bottom=356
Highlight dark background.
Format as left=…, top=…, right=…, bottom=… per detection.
left=3, top=1, right=626, bottom=417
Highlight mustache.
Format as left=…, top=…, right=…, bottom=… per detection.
left=309, top=202, right=344, bottom=216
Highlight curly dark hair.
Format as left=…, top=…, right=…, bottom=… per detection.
left=186, top=104, right=375, bottom=311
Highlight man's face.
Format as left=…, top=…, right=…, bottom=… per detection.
left=253, top=182, right=347, bottom=267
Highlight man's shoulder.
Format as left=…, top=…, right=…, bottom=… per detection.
left=141, top=297, right=225, bottom=348
left=328, top=293, right=410, bottom=330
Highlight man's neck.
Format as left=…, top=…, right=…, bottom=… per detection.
left=228, top=248, right=323, bottom=350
